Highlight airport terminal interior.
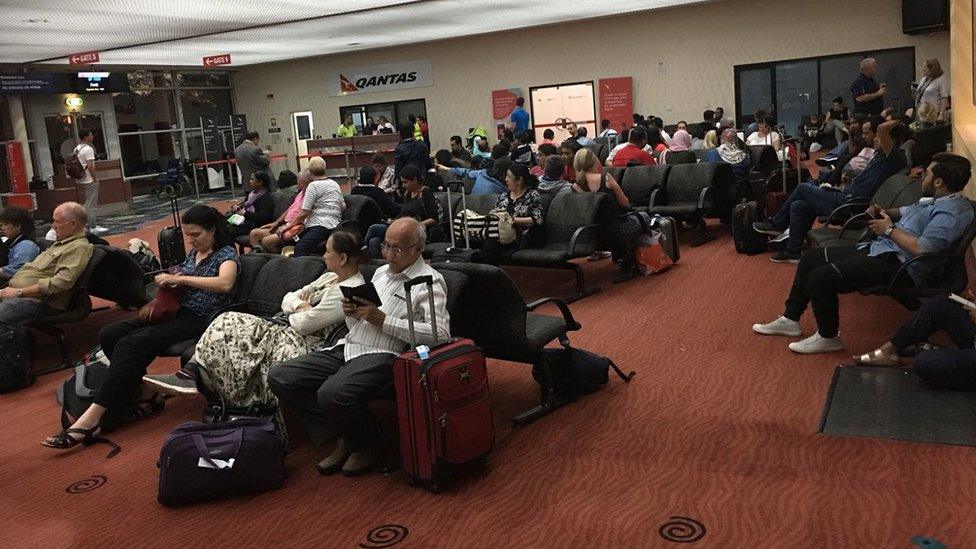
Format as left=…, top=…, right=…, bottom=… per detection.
left=1, top=0, right=975, bottom=547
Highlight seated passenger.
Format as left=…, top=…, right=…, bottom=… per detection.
left=541, top=128, right=556, bottom=146
left=745, top=115, right=782, bottom=151
left=659, top=129, right=694, bottom=165
left=250, top=169, right=311, bottom=254
left=227, top=172, right=275, bottom=239
left=43, top=205, right=239, bottom=453
left=438, top=154, right=511, bottom=195
left=0, top=202, right=91, bottom=324
left=364, top=166, right=438, bottom=258
left=471, top=136, right=492, bottom=161
left=854, top=292, right=976, bottom=390
left=752, top=153, right=973, bottom=354
left=646, top=126, right=668, bottom=154
left=573, top=148, right=639, bottom=283
left=701, top=130, right=719, bottom=152
left=605, top=128, right=651, bottom=166
left=449, top=135, right=473, bottom=165
left=575, top=126, right=594, bottom=146
left=352, top=166, right=400, bottom=219
left=268, top=217, right=451, bottom=476
left=280, top=157, right=345, bottom=258
left=537, top=155, right=573, bottom=204
left=0, top=206, right=40, bottom=285
left=559, top=140, right=582, bottom=180
left=481, top=163, right=545, bottom=265
left=753, top=119, right=908, bottom=263
left=510, top=131, right=536, bottom=166
left=186, top=231, right=364, bottom=434
left=611, top=127, right=656, bottom=167
left=705, top=129, right=751, bottom=197
left=371, top=154, right=398, bottom=197
left=530, top=143, right=558, bottom=178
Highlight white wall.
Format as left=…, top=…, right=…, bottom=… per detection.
left=233, top=0, right=949, bottom=152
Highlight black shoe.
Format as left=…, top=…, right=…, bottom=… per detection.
left=770, top=251, right=801, bottom=264
left=752, top=222, right=782, bottom=236
left=767, top=238, right=787, bottom=252
left=816, top=155, right=839, bottom=167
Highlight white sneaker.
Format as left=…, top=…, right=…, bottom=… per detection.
left=770, top=229, right=790, bottom=243
left=809, top=143, right=823, bottom=153
left=587, top=251, right=612, bottom=261
left=91, top=226, right=110, bottom=234
left=752, top=316, right=802, bottom=337
left=788, top=333, right=844, bottom=354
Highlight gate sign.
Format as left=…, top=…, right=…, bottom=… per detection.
left=327, top=59, right=433, bottom=97
left=203, top=54, right=232, bottom=67
left=69, top=51, right=99, bottom=66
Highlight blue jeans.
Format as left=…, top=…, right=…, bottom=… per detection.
left=293, top=226, right=333, bottom=257
left=771, top=183, right=847, bottom=254
left=0, top=297, right=43, bottom=323
left=365, top=223, right=389, bottom=259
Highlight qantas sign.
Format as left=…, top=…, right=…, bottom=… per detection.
left=328, top=60, right=432, bottom=96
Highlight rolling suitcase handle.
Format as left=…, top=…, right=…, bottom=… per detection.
left=404, top=275, right=437, bottom=348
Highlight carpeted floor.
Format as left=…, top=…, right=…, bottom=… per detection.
left=1, top=198, right=973, bottom=549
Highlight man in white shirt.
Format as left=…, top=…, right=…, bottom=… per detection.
left=598, top=119, right=618, bottom=140
left=281, top=156, right=344, bottom=257
left=73, top=130, right=108, bottom=234
left=269, top=217, right=451, bottom=476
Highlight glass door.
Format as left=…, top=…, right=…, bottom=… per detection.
left=736, top=66, right=773, bottom=128
left=775, top=61, right=818, bottom=137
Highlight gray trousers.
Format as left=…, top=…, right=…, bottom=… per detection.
left=268, top=346, right=396, bottom=451
left=823, top=119, right=847, bottom=144
left=0, top=297, right=44, bottom=323
left=78, top=181, right=99, bottom=227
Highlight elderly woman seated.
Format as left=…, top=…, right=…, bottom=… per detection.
left=705, top=129, right=752, bottom=197
left=185, top=231, right=365, bottom=436
left=0, top=206, right=40, bottom=286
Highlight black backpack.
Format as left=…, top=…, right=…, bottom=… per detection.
left=56, top=355, right=164, bottom=434
left=0, top=323, right=34, bottom=394
left=533, top=346, right=634, bottom=398
left=732, top=200, right=767, bottom=255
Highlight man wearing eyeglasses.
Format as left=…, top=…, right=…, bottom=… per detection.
left=269, top=217, right=451, bottom=477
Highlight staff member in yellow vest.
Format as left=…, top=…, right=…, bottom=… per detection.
left=337, top=114, right=357, bottom=138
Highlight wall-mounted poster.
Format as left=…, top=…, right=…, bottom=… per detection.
left=529, top=81, right=596, bottom=145
left=492, top=88, right=523, bottom=139
left=599, top=77, right=633, bottom=133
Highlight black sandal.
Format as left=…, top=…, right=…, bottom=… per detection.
left=42, top=425, right=121, bottom=458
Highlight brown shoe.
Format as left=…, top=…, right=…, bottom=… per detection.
left=341, top=446, right=380, bottom=477
left=316, top=439, right=349, bottom=476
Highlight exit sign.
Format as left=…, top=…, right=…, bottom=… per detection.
left=69, top=51, right=99, bottom=66
left=203, top=54, right=232, bottom=67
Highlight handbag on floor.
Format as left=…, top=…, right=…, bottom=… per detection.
left=0, top=323, right=33, bottom=394
left=533, top=346, right=634, bottom=398
left=635, top=231, right=673, bottom=275
left=156, top=418, right=285, bottom=506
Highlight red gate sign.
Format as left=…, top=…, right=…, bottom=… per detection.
left=203, top=54, right=232, bottom=67
left=599, top=77, right=633, bottom=133
left=69, top=51, right=99, bottom=66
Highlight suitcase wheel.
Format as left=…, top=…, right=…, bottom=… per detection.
left=427, top=482, right=440, bottom=494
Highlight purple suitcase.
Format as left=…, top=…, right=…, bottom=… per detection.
left=156, top=418, right=284, bottom=506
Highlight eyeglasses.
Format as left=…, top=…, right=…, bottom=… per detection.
left=380, top=241, right=420, bottom=255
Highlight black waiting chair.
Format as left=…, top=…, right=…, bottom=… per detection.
left=749, top=145, right=779, bottom=176
left=335, top=194, right=385, bottom=242
left=27, top=246, right=106, bottom=373
left=620, top=165, right=669, bottom=211
left=911, top=124, right=951, bottom=168
left=648, top=163, right=717, bottom=246
left=858, top=201, right=976, bottom=310
left=424, top=189, right=464, bottom=259
left=810, top=174, right=922, bottom=248
left=500, top=192, right=614, bottom=302
left=434, top=262, right=585, bottom=427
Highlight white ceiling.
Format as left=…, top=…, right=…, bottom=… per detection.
left=2, top=0, right=710, bottom=67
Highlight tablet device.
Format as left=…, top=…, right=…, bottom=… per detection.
left=341, top=283, right=383, bottom=307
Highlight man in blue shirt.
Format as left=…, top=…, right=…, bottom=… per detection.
left=754, top=118, right=908, bottom=262
left=753, top=153, right=974, bottom=354
left=851, top=57, right=887, bottom=117
left=510, top=97, right=530, bottom=135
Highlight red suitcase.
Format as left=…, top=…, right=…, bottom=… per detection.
left=392, top=274, right=493, bottom=492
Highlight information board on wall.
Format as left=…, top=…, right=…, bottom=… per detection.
left=200, top=117, right=223, bottom=162
left=598, top=77, right=633, bottom=134
left=230, top=114, right=248, bottom=147
left=0, top=73, right=57, bottom=94
left=491, top=88, right=523, bottom=138
left=529, top=82, right=596, bottom=144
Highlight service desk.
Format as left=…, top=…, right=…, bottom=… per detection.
left=36, top=159, right=132, bottom=220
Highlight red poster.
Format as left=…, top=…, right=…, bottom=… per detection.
left=599, top=77, right=633, bottom=132
left=5, top=141, right=27, bottom=194
left=492, top=89, right=521, bottom=121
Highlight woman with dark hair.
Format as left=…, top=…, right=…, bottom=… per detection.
left=646, top=126, right=668, bottom=153
left=228, top=171, right=275, bottom=238
left=0, top=206, right=39, bottom=283
left=188, top=231, right=364, bottom=437
left=43, top=205, right=239, bottom=454
left=393, top=122, right=431, bottom=184
left=363, top=165, right=438, bottom=258
left=351, top=166, right=400, bottom=219
left=481, top=163, right=545, bottom=265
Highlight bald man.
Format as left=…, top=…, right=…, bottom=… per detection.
left=0, top=202, right=93, bottom=323
left=279, top=156, right=345, bottom=257
left=269, top=218, right=451, bottom=476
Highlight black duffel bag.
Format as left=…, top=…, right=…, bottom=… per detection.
left=0, top=323, right=33, bottom=394
left=533, top=346, right=635, bottom=398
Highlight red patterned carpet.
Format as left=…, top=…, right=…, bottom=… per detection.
left=1, top=203, right=974, bottom=549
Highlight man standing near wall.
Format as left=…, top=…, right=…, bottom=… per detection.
left=511, top=97, right=530, bottom=135
left=337, top=114, right=358, bottom=138
left=851, top=58, right=887, bottom=117
left=235, top=131, right=274, bottom=191
left=73, top=130, right=107, bottom=234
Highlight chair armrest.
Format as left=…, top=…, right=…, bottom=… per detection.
left=884, top=252, right=951, bottom=293
left=836, top=212, right=872, bottom=240
left=824, top=199, right=869, bottom=226
left=32, top=284, right=88, bottom=323
left=697, top=186, right=713, bottom=211
left=206, top=300, right=249, bottom=324
left=568, top=224, right=599, bottom=257
left=526, top=297, right=582, bottom=331
left=649, top=188, right=662, bottom=207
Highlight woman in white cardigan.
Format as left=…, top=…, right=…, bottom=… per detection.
left=190, top=231, right=364, bottom=437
